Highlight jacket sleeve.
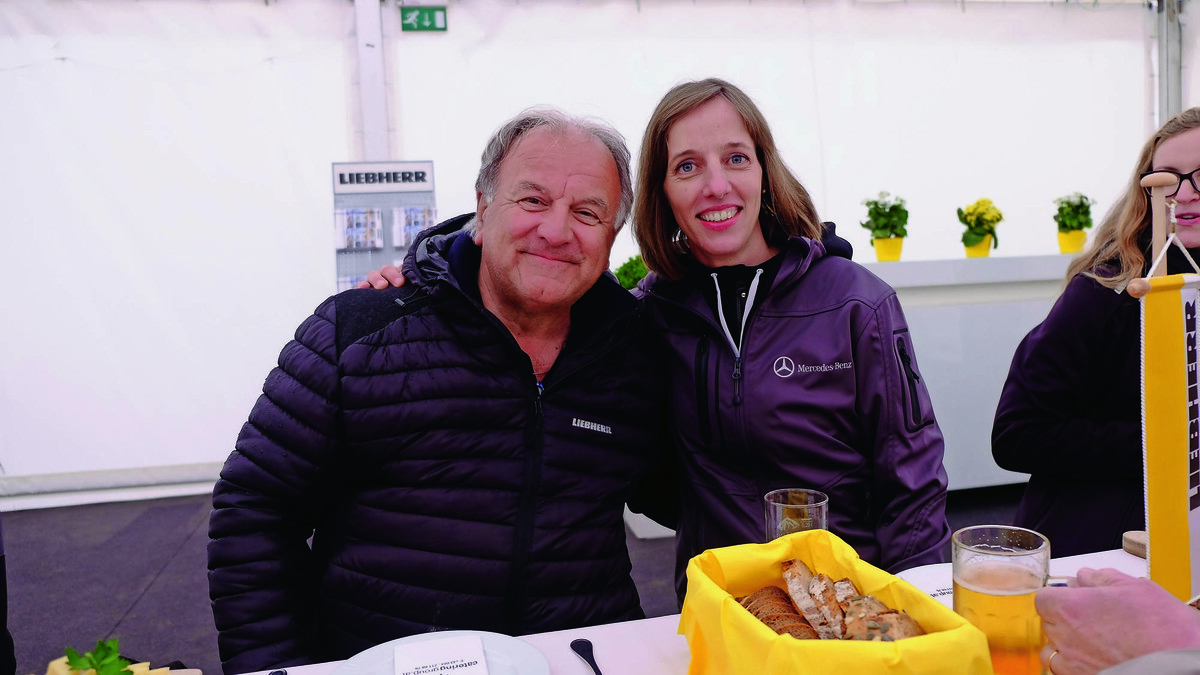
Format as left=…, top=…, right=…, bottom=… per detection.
left=625, top=415, right=680, bottom=530
left=1097, top=650, right=1200, bottom=675
left=859, top=292, right=951, bottom=573
left=991, top=276, right=1141, bottom=478
left=208, top=297, right=342, bottom=675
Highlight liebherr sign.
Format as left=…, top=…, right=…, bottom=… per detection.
left=332, top=161, right=435, bottom=194
left=331, top=161, right=436, bottom=292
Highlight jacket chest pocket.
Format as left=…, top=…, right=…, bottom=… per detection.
left=893, top=330, right=936, bottom=432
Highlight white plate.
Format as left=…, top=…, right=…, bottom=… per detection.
left=329, top=630, right=550, bottom=675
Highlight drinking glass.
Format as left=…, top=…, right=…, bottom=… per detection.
left=763, top=488, right=828, bottom=541
left=952, top=525, right=1050, bottom=675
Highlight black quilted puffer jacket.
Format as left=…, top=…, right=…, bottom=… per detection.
left=208, top=216, right=670, bottom=674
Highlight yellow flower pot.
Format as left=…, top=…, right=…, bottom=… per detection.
left=872, top=237, right=904, bottom=262
left=964, top=234, right=993, bottom=258
left=1058, top=229, right=1087, bottom=254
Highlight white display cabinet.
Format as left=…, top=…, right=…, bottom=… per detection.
left=332, top=161, right=437, bottom=291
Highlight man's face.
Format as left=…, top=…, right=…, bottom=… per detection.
left=474, top=127, right=621, bottom=318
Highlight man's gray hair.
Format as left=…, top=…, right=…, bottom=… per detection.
left=471, top=107, right=633, bottom=232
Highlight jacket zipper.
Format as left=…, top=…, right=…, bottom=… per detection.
left=695, top=338, right=712, bottom=445
left=505, top=321, right=627, bottom=631
left=732, top=355, right=743, bottom=405
left=505, top=381, right=544, bottom=634
left=896, top=337, right=922, bottom=427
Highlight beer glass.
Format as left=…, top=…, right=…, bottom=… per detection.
left=952, top=525, right=1050, bottom=675
left=764, top=488, right=828, bottom=541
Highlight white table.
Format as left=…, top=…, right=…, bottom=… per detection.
left=240, top=548, right=1145, bottom=675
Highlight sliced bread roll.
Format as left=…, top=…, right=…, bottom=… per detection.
left=843, top=606, right=926, bottom=642
left=771, top=619, right=821, bottom=640
left=783, top=559, right=839, bottom=640
left=738, top=583, right=819, bottom=640
left=739, top=585, right=793, bottom=611
left=843, top=595, right=890, bottom=623
left=808, top=573, right=846, bottom=639
left=833, top=577, right=860, bottom=611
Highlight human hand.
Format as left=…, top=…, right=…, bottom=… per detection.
left=356, top=265, right=406, bottom=289
left=1036, top=567, right=1200, bottom=675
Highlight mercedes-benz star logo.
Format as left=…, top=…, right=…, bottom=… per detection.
left=773, top=356, right=795, bottom=378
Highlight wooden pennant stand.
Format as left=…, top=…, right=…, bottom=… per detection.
left=1128, top=173, right=1177, bottom=299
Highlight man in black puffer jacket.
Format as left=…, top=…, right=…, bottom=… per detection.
left=208, top=109, right=673, bottom=674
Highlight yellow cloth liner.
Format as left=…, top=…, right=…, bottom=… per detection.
left=678, top=529, right=991, bottom=675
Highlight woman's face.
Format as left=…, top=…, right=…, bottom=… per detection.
left=662, top=96, right=772, bottom=268
left=1152, top=126, right=1200, bottom=249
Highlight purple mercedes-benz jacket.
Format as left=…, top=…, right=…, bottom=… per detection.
left=641, top=235, right=951, bottom=599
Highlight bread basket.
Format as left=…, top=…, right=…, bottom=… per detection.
left=678, top=530, right=990, bottom=675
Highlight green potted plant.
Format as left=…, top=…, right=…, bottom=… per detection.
left=1053, top=192, right=1095, bottom=254
left=614, top=254, right=649, bottom=290
left=860, top=192, right=909, bottom=262
left=957, top=198, right=1003, bottom=257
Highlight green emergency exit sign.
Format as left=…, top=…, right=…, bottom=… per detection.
left=400, top=6, right=447, bottom=32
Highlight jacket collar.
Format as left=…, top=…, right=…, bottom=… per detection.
left=643, top=234, right=826, bottom=309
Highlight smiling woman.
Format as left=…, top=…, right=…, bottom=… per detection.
left=661, top=96, right=767, bottom=269
left=992, top=107, right=1200, bottom=558
left=632, top=78, right=952, bottom=602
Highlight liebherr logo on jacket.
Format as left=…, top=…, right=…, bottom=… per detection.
left=572, top=417, right=613, bottom=434
left=773, top=356, right=853, bottom=378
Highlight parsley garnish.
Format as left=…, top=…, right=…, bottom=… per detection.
left=64, top=639, right=133, bottom=675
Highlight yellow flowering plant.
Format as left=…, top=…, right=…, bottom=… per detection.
left=957, top=198, right=1003, bottom=248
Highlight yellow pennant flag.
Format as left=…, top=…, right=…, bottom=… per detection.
left=1143, top=272, right=1200, bottom=601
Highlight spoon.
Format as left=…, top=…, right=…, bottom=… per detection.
left=570, top=638, right=603, bottom=675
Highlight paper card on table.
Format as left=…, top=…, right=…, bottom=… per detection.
left=393, top=634, right=489, bottom=675
left=1141, top=272, right=1200, bottom=601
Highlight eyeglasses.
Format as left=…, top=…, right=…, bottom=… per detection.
left=1140, top=168, right=1200, bottom=198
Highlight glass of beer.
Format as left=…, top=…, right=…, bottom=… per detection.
left=764, top=488, right=828, bottom=541
left=952, top=525, right=1050, bottom=675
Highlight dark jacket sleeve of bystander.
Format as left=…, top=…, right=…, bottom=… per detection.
left=992, top=275, right=1143, bottom=479
left=208, top=297, right=343, bottom=675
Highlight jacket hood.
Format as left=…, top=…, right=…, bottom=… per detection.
left=820, top=221, right=854, bottom=260
left=405, top=213, right=477, bottom=297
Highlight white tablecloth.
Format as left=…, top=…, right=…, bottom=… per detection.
left=895, top=546, right=1148, bottom=609
left=238, top=548, right=1146, bottom=675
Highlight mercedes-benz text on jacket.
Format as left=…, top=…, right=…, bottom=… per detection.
left=641, top=234, right=950, bottom=599
left=208, top=216, right=668, bottom=674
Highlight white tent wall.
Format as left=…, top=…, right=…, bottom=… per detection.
left=0, top=0, right=355, bottom=507
left=0, top=0, right=1192, bottom=508
left=387, top=1, right=1159, bottom=267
